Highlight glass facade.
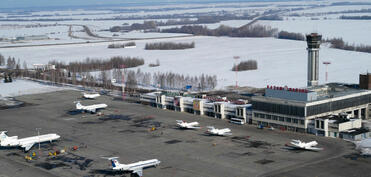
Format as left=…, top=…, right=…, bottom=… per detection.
left=307, top=94, right=371, bottom=116
left=252, top=101, right=305, bottom=117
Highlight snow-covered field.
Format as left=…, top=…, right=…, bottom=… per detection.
left=1, top=36, right=371, bottom=89
left=0, top=79, right=71, bottom=97
left=1, top=1, right=371, bottom=89
left=258, top=19, right=371, bottom=45
left=0, top=25, right=65, bottom=38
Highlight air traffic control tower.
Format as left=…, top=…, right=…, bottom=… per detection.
left=306, top=33, right=322, bottom=87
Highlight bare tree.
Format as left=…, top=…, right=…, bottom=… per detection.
left=126, top=70, right=138, bottom=89
left=22, top=61, right=28, bottom=77
left=72, top=72, right=77, bottom=85
left=0, top=54, right=4, bottom=66
left=6, top=57, right=15, bottom=69
left=100, top=70, right=108, bottom=88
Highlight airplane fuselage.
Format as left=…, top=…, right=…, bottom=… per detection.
left=113, top=159, right=160, bottom=171
left=83, top=93, right=100, bottom=99
left=1, top=134, right=60, bottom=151
left=176, top=121, right=200, bottom=129
left=76, top=102, right=107, bottom=113
left=207, top=128, right=231, bottom=136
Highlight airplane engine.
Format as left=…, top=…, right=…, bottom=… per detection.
left=91, top=109, right=96, bottom=114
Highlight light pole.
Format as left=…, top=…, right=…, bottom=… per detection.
left=323, top=61, right=331, bottom=83
left=233, top=56, right=240, bottom=89
left=121, top=64, right=126, bottom=100
left=36, top=128, right=41, bottom=150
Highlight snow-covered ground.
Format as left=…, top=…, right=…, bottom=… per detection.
left=0, top=79, right=71, bottom=97
left=1, top=1, right=371, bottom=89
left=258, top=19, right=371, bottom=45
left=1, top=26, right=65, bottom=37
left=1, top=36, right=371, bottom=89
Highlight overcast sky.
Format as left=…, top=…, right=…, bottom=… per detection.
left=0, top=0, right=283, bottom=9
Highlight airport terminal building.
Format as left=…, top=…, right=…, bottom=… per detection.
left=140, top=92, right=252, bottom=124
left=251, top=83, right=371, bottom=133
left=251, top=34, right=371, bottom=134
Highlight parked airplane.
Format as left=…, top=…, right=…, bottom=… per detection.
left=176, top=120, right=200, bottom=129
left=83, top=93, right=100, bottom=99
left=0, top=131, right=60, bottom=152
left=106, top=157, right=160, bottom=177
left=286, top=139, right=323, bottom=151
left=205, top=126, right=232, bottom=136
left=75, top=101, right=107, bottom=113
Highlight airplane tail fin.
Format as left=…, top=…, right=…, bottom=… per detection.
left=108, top=157, right=121, bottom=168
left=307, top=141, right=318, bottom=147
left=206, top=126, right=215, bottom=130
left=74, top=101, right=82, bottom=109
left=0, top=131, right=8, bottom=141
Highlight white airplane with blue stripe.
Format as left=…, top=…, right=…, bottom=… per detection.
left=75, top=101, right=107, bottom=113
left=108, top=157, right=160, bottom=177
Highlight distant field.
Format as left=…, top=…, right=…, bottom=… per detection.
left=2, top=36, right=371, bottom=89
left=1, top=0, right=371, bottom=89
left=258, top=19, right=371, bottom=45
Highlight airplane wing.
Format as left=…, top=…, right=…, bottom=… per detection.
left=189, top=126, right=201, bottom=129
left=21, top=143, right=35, bottom=151
left=285, top=143, right=323, bottom=151
left=132, top=168, right=143, bottom=177
left=305, top=147, right=323, bottom=151
left=222, top=132, right=233, bottom=136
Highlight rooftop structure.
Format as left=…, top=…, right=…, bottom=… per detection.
left=341, top=128, right=370, bottom=141
left=266, top=83, right=368, bottom=102
left=360, top=73, right=371, bottom=90
left=315, top=114, right=362, bottom=138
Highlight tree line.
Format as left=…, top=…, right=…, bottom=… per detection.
left=145, top=42, right=195, bottom=50
left=108, top=13, right=255, bottom=32
left=259, top=15, right=283, bottom=21
left=340, top=15, right=371, bottom=20
left=110, top=21, right=157, bottom=32
left=161, top=24, right=278, bottom=38
left=49, top=56, right=144, bottom=73
left=18, top=65, right=217, bottom=91
left=324, top=38, right=371, bottom=53
left=0, top=55, right=21, bottom=70
left=108, top=42, right=136, bottom=49
left=232, top=60, right=258, bottom=71
left=111, top=69, right=217, bottom=91
left=277, top=31, right=305, bottom=41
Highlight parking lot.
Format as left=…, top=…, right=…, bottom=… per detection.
left=0, top=90, right=368, bottom=177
